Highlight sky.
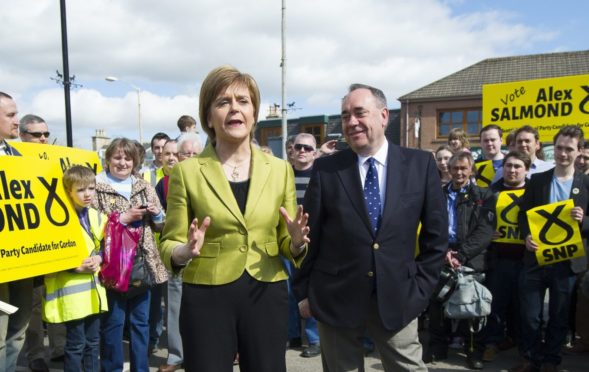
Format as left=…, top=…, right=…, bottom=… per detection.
left=1, top=0, right=587, bottom=149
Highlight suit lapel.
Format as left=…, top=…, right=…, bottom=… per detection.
left=570, top=171, right=585, bottom=206
left=539, top=169, right=554, bottom=205
left=336, top=150, right=374, bottom=235
left=198, top=144, right=247, bottom=228
left=244, top=147, right=271, bottom=222
left=379, top=144, right=402, bottom=237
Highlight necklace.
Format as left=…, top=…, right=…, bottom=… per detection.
left=223, top=160, right=248, bottom=181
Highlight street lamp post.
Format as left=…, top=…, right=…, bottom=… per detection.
left=105, top=76, right=143, bottom=144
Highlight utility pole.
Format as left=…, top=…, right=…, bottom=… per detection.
left=281, top=0, right=288, bottom=159
left=60, top=0, right=73, bottom=147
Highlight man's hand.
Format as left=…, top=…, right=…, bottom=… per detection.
left=445, top=250, right=461, bottom=269
left=525, top=234, right=539, bottom=252
left=298, top=298, right=313, bottom=319
left=571, top=206, right=584, bottom=222
left=318, top=140, right=337, bottom=157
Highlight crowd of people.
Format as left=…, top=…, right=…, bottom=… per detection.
left=1, top=68, right=589, bottom=372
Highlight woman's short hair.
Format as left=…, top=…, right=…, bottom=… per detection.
left=199, top=65, right=261, bottom=143
left=104, top=138, right=141, bottom=171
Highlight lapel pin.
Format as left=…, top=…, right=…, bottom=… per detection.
left=572, top=187, right=580, bottom=195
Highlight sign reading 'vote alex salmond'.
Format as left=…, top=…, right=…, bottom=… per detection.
left=526, top=199, right=585, bottom=266
left=483, top=74, right=589, bottom=142
left=0, top=156, right=87, bottom=283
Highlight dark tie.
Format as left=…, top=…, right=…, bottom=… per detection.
left=363, top=157, right=381, bottom=234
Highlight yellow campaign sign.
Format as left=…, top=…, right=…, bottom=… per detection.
left=482, top=74, right=589, bottom=142
left=0, top=157, right=87, bottom=283
left=10, top=142, right=102, bottom=174
left=526, top=199, right=585, bottom=266
left=494, top=189, right=525, bottom=243
left=475, top=160, right=495, bottom=188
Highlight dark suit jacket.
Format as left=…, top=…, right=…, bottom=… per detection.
left=518, top=169, right=589, bottom=273
left=295, top=142, right=448, bottom=332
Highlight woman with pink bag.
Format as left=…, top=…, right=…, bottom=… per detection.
left=92, top=138, right=168, bottom=372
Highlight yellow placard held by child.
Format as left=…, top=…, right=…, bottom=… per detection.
left=526, top=199, right=585, bottom=266
left=10, top=142, right=102, bottom=174
left=475, top=160, right=495, bottom=188
left=0, top=157, right=87, bottom=283
left=494, top=189, right=525, bottom=243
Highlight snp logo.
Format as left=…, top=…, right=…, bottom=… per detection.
left=529, top=202, right=583, bottom=265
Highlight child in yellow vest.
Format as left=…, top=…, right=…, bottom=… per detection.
left=43, top=165, right=108, bottom=372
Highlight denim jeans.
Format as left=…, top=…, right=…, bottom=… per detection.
left=64, top=315, right=100, bottom=372
left=484, top=258, right=522, bottom=346
left=519, top=263, right=576, bottom=367
left=101, top=290, right=150, bottom=372
left=148, top=283, right=164, bottom=350
left=283, top=259, right=320, bottom=345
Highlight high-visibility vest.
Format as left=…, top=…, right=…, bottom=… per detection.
left=43, top=208, right=109, bottom=323
left=142, top=166, right=165, bottom=187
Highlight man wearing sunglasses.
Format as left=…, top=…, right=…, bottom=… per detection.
left=285, top=133, right=321, bottom=357
left=18, top=113, right=67, bottom=371
left=19, top=114, right=50, bottom=144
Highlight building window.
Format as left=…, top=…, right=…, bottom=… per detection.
left=259, top=127, right=282, bottom=146
left=301, top=124, right=325, bottom=146
left=437, top=109, right=482, bottom=137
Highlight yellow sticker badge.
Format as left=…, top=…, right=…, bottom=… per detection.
left=526, top=199, right=585, bottom=266
left=494, top=189, right=525, bottom=243
left=475, top=160, right=495, bottom=188
left=0, top=157, right=87, bottom=283
left=10, top=142, right=102, bottom=174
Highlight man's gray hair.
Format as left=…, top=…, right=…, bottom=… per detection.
left=19, top=114, right=46, bottom=133
left=294, top=132, right=317, bottom=148
left=177, top=132, right=202, bottom=153
left=345, top=83, right=387, bottom=109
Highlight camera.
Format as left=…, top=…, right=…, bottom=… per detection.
left=433, top=266, right=458, bottom=302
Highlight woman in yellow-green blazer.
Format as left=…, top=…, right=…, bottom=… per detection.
left=160, top=65, right=309, bottom=372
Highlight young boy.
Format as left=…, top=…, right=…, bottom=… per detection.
left=43, top=165, right=108, bottom=372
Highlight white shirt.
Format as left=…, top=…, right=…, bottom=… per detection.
left=357, top=141, right=388, bottom=213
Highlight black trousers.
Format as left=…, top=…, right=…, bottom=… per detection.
left=180, top=272, right=288, bottom=372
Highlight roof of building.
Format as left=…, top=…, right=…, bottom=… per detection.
left=398, top=50, right=589, bottom=101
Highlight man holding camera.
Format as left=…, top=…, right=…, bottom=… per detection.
left=426, top=151, right=495, bottom=370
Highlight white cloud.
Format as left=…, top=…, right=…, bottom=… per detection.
left=0, top=0, right=574, bottom=148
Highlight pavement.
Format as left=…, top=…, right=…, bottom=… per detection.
left=17, top=335, right=587, bottom=371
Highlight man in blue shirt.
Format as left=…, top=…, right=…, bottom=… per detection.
left=515, top=125, right=589, bottom=372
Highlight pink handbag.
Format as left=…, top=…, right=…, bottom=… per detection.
left=99, top=212, right=143, bottom=292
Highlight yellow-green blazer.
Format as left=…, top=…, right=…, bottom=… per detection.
left=160, top=144, right=305, bottom=285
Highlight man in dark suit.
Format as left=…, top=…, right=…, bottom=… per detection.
left=0, top=91, right=32, bottom=372
left=515, top=125, right=589, bottom=372
left=295, top=84, right=448, bottom=371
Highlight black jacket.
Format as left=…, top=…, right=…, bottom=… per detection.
left=518, top=169, right=589, bottom=273
left=444, top=182, right=496, bottom=272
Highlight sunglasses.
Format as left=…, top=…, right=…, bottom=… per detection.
left=294, top=144, right=315, bottom=152
left=25, top=131, right=50, bottom=138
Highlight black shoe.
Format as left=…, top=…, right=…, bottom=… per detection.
left=287, top=337, right=302, bottom=348
left=300, top=344, right=321, bottom=357
left=29, top=358, right=50, bottom=372
left=423, top=350, right=448, bottom=363
left=467, top=357, right=484, bottom=370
